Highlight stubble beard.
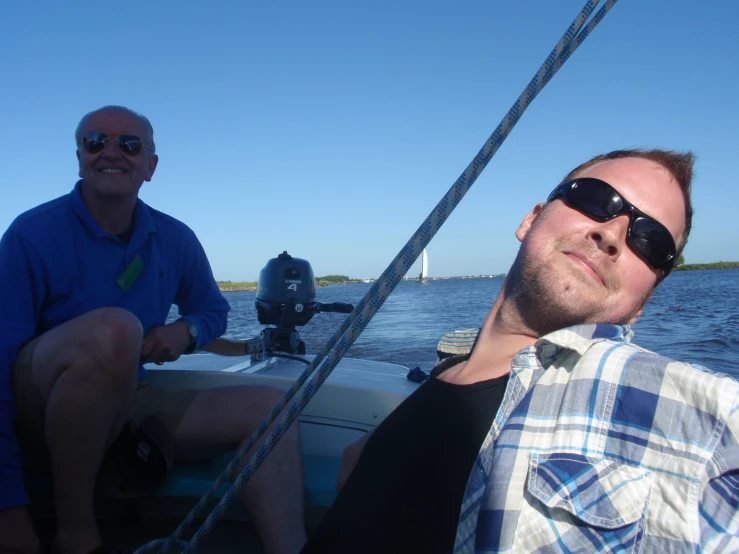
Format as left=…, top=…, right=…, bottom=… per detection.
left=502, top=239, right=632, bottom=337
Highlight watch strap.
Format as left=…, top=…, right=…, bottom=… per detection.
left=179, top=318, right=198, bottom=354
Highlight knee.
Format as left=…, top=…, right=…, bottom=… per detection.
left=257, top=386, right=286, bottom=406
left=89, top=307, right=142, bottom=351
left=257, top=386, right=293, bottom=419
left=261, top=387, right=301, bottom=439
left=343, top=441, right=360, bottom=461
left=243, top=386, right=298, bottom=436
left=74, top=308, right=143, bottom=376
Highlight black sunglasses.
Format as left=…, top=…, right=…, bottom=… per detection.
left=547, top=177, right=677, bottom=279
left=81, top=132, right=152, bottom=156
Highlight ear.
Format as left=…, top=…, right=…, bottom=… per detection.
left=145, top=153, right=159, bottom=182
left=76, top=149, right=83, bottom=178
left=515, top=203, right=546, bottom=243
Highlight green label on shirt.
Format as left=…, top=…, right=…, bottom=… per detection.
left=117, top=255, right=144, bottom=293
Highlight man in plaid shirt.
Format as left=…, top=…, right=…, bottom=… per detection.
left=301, top=149, right=739, bottom=554
left=451, top=149, right=739, bottom=552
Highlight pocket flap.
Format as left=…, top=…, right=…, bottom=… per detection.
left=527, top=453, right=651, bottom=529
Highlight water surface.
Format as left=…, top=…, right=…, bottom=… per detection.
left=211, top=269, right=738, bottom=378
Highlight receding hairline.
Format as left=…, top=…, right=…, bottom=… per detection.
left=570, top=156, right=673, bottom=181
left=74, top=106, right=156, bottom=153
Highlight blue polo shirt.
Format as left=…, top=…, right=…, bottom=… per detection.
left=0, top=180, right=230, bottom=509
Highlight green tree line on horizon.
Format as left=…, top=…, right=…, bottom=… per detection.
left=315, top=275, right=362, bottom=286
left=216, top=275, right=361, bottom=291
left=216, top=280, right=258, bottom=291
left=673, top=256, right=739, bottom=271
left=215, top=260, right=738, bottom=291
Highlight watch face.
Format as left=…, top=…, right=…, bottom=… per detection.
left=181, top=319, right=198, bottom=355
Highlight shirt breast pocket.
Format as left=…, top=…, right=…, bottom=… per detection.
left=512, top=453, right=652, bottom=553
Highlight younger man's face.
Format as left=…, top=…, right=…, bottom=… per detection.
left=510, top=157, right=686, bottom=333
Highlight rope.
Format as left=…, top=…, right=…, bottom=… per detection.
left=135, top=1, right=617, bottom=552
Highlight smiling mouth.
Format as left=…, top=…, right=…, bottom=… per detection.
left=564, top=253, right=605, bottom=286
left=99, top=168, right=127, bottom=174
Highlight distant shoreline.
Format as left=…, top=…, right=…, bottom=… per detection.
left=217, top=275, right=363, bottom=292
left=218, top=285, right=257, bottom=292
left=216, top=264, right=738, bottom=292
left=673, top=262, right=739, bottom=272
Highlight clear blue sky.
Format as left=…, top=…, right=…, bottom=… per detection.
left=1, top=1, right=737, bottom=281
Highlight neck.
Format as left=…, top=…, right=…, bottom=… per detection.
left=441, top=277, right=539, bottom=385
left=80, top=184, right=137, bottom=235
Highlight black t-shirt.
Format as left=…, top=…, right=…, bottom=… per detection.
left=301, top=357, right=509, bottom=554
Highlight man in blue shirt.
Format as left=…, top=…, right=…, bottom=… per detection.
left=0, top=106, right=306, bottom=554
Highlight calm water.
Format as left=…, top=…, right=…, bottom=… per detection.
left=216, top=269, right=739, bottom=379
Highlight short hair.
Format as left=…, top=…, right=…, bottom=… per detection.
left=74, top=105, right=156, bottom=153
left=561, top=148, right=694, bottom=256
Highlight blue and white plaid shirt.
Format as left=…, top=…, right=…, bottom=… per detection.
left=455, top=324, right=739, bottom=553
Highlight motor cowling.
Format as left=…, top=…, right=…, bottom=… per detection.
left=255, top=251, right=317, bottom=327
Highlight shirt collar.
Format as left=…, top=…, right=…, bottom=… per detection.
left=430, top=323, right=633, bottom=379
left=533, top=323, right=633, bottom=367
left=69, top=179, right=157, bottom=240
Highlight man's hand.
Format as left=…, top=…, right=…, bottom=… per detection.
left=0, top=506, right=41, bottom=554
left=141, top=320, right=191, bottom=364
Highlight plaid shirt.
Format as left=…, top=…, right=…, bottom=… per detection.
left=454, top=324, right=739, bottom=553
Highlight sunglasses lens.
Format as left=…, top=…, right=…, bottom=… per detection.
left=631, top=218, right=675, bottom=268
left=570, top=181, right=623, bottom=219
left=116, top=135, right=143, bottom=156
left=82, top=133, right=144, bottom=155
left=82, top=132, right=107, bottom=154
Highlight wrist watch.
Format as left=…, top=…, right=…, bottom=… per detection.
left=179, top=318, right=198, bottom=354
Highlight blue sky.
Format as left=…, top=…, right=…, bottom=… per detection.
left=1, top=1, right=737, bottom=280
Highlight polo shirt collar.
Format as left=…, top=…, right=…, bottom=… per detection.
left=69, top=180, right=157, bottom=243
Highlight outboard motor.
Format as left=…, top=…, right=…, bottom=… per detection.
left=256, top=251, right=353, bottom=354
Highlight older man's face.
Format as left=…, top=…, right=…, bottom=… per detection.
left=76, top=107, right=158, bottom=201
left=511, top=157, right=686, bottom=331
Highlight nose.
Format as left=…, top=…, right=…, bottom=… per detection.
left=100, top=135, right=122, bottom=157
left=587, top=215, right=630, bottom=260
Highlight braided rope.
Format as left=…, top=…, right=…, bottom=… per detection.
left=135, top=1, right=617, bottom=552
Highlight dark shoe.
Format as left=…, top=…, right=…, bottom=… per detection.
left=96, top=416, right=174, bottom=499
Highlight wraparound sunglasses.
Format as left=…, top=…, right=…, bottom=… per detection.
left=547, top=177, right=677, bottom=279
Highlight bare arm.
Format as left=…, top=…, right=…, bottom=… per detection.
left=336, top=429, right=375, bottom=494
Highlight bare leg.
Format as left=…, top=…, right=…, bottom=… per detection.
left=174, top=386, right=306, bottom=554
left=31, top=307, right=142, bottom=554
